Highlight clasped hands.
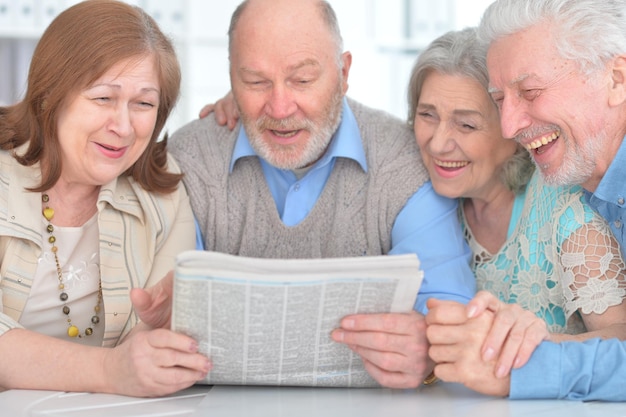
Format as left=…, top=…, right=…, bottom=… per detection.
left=425, top=291, right=550, bottom=396
left=331, top=291, right=549, bottom=392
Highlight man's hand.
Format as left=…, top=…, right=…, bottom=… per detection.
left=103, top=328, right=211, bottom=397
left=465, top=291, right=549, bottom=376
left=198, top=91, right=239, bottom=130
left=331, top=311, right=432, bottom=388
left=426, top=298, right=510, bottom=396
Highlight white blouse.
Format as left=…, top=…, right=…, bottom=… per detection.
left=20, top=214, right=104, bottom=346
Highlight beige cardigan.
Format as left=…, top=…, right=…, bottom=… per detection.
left=0, top=149, right=195, bottom=347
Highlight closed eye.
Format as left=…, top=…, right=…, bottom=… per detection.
left=521, top=89, right=541, bottom=101
left=460, top=123, right=476, bottom=130
left=417, top=111, right=436, bottom=120
left=245, top=80, right=269, bottom=86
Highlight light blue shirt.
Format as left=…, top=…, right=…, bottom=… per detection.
left=584, top=134, right=626, bottom=260
left=195, top=99, right=475, bottom=313
left=510, top=338, right=626, bottom=401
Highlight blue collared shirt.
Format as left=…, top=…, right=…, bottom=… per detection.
left=196, top=99, right=475, bottom=313
left=583, top=135, right=626, bottom=260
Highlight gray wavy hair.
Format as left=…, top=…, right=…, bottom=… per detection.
left=478, top=0, right=626, bottom=75
left=407, top=27, right=534, bottom=194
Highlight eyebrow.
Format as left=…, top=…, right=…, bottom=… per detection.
left=488, top=74, right=530, bottom=95
left=417, top=103, right=484, bottom=117
left=239, top=58, right=321, bottom=77
left=90, top=83, right=159, bottom=94
left=287, top=59, right=320, bottom=72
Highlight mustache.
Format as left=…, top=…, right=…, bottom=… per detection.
left=513, top=125, right=561, bottom=143
left=256, top=115, right=314, bottom=131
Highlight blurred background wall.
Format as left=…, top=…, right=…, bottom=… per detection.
left=0, top=0, right=494, bottom=133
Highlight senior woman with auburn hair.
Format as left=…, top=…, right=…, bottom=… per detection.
left=0, top=0, right=209, bottom=397
left=409, top=27, right=626, bottom=377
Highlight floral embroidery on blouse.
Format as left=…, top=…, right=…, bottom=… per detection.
left=463, top=172, right=626, bottom=334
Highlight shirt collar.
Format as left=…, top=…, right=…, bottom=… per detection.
left=229, top=98, right=368, bottom=173
left=593, top=134, right=626, bottom=202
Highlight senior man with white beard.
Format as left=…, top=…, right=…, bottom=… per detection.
left=168, top=0, right=475, bottom=389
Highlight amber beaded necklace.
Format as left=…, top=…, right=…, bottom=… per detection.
left=42, top=193, right=102, bottom=338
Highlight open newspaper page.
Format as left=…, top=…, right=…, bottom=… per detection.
left=172, top=250, right=424, bottom=387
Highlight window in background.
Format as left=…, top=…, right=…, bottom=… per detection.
left=334, top=0, right=494, bottom=121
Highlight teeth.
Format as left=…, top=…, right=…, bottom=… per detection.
left=526, top=132, right=559, bottom=151
left=434, top=159, right=469, bottom=168
left=272, top=130, right=298, bottom=138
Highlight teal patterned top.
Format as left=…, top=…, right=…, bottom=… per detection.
left=463, top=171, right=626, bottom=334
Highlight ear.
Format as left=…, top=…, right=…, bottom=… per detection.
left=340, top=51, right=352, bottom=95
left=608, top=55, right=626, bottom=107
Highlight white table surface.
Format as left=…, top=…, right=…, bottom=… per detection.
left=0, top=382, right=624, bottom=417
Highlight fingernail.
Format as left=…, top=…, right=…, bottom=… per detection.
left=496, top=365, right=508, bottom=378
left=332, top=330, right=344, bottom=342
left=483, top=347, right=495, bottom=361
left=342, top=319, right=355, bottom=329
left=513, top=357, right=522, bottom=368
left=204, top=360, right=212, bottom=373
left=190, top=342, right=199, bottom=352
left=467, top=305, right=477, bottom=318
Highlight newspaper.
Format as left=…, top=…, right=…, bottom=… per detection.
left=171, top=250, right=424, bottom=387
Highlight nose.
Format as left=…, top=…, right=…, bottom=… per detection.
left=499, top=94, right=531, bottom=139
left=264, top=84, right=297, bottom=120
left=428, top=121, right=456, bottom=154
left=109, top=104, right=133, bottom=137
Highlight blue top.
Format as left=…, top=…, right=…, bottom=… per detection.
left=195, top=99, right=475, bottom=313
left=584, top=134, right=626, bottom=260
left=510, top=338, right=626, bottom=401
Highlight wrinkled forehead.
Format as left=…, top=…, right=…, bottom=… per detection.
left=485, top=25, right=557, bottom=90
left=231, top=27, right=338, bottom=77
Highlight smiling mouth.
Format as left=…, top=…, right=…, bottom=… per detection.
left=525, top=131, right=559, bottom=154
left=270, top=129, right=300, bottom=138
left=98, top=143, right=123, bottom=151
left=434, top=159, right=469, bottom=169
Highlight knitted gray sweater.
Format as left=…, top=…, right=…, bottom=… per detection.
left=169, top=98, right=428, bottom=258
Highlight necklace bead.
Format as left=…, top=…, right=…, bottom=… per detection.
left=42, top=193, right=102, bottom=339
left=43, top=207, right=54, bottom=221
left=68, top=325, right=79, bottom=338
